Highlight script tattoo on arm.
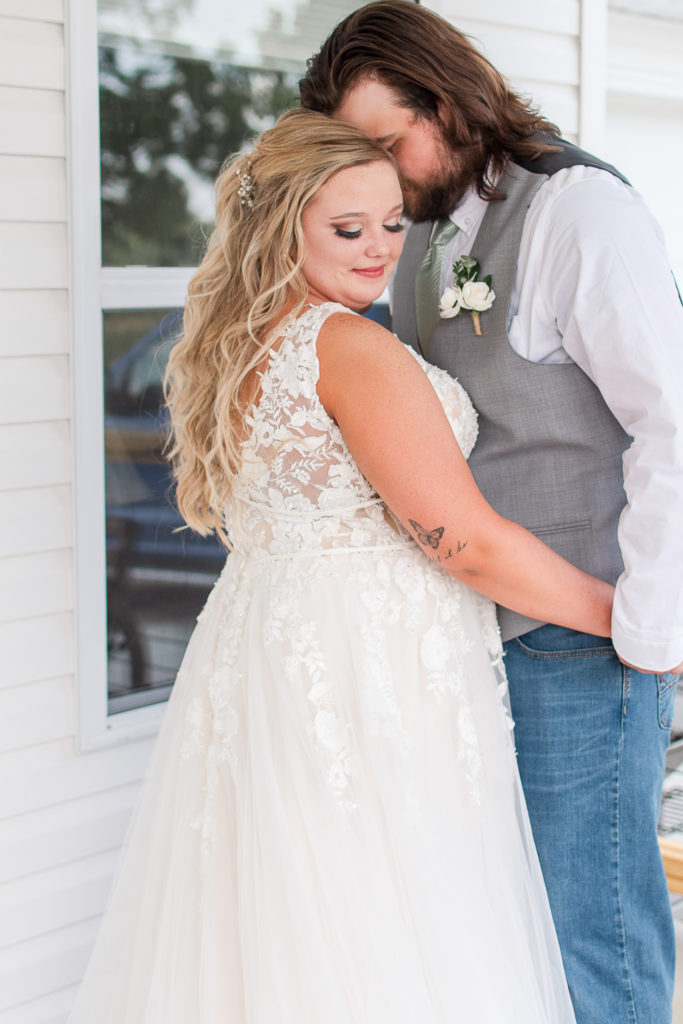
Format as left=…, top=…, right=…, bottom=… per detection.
left=408, top=519, right=469, bottom=563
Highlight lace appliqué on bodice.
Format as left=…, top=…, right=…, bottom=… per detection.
left=226, top=302, right=478, bottom=559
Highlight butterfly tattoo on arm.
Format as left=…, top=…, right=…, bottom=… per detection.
left=409, top=519, right=443, bottom=549
left=408, top=519, right=468, bottom=562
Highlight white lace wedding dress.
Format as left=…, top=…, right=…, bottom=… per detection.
left=69, top=303, right=575, bottom=1023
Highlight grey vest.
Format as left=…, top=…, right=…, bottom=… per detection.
left=392, top=149, right=630, bottom=641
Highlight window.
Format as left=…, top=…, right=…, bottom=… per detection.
left=71, top=0, right=390, bottom=745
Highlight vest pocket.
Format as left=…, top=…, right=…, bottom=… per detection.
left=530, top=519, right=591, bottom=538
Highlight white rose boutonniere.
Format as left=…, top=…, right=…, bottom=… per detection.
left=439, top=255, right=495, bottom=336
left=438, top=286, right=462, bottom=319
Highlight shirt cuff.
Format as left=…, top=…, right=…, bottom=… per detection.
left=611, top=615, right=683, bottom=673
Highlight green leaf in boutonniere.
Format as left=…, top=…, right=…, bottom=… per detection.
left=438, top=256, right=495, bottom=336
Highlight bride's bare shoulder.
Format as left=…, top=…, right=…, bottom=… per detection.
left=316, top=310, right=429, bottom=419
left=317, top=309, right=410, bottom=366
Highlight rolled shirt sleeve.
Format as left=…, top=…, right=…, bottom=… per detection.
left=523, top=170, right=683, bottom=669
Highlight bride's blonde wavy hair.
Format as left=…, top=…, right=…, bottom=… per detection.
left=164, top=107, right=396, bottom=545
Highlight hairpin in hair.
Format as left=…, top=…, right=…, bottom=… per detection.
left=236, top=163, right=255, bottom=208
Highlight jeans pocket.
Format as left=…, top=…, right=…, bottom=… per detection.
left=656, top=672, right=679, bottom=730
left=512, top=629, right=614, bottom=661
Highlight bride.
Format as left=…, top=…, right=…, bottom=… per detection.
left=68, top=109, right=613, bottom=1022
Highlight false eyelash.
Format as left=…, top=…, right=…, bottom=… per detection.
left=334, top=223, right=404, bottom=239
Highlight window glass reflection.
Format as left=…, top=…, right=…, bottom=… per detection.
left=97, top=0, right=350, bottom=267
left=104, top=310, right=226, bottom=711
left=99, top=46, right=298, bottom=267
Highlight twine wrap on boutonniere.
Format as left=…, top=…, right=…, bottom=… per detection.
left=439, top=255, right=495, bottom=336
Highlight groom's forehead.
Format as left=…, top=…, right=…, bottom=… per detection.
left=336, top=81, right=413, bottom=140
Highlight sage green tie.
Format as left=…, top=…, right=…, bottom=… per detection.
left=414, top=218, right=459, bottom=355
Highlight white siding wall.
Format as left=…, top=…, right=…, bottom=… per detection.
left=426, top=0, right=585, bottom=140
left=0, top=0, right=591, bottom=1020
left=606, top=9, right=683, bottom=281
left=0, top=2, right=155, bottom=1021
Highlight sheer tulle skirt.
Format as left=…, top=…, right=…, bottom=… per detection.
left=68, top=549, right=575, bottom=1023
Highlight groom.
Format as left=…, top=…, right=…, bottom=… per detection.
left=300, top=3, right=683, bottom=1021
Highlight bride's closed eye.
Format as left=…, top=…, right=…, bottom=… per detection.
left=334, top=222, right=404, bottom=240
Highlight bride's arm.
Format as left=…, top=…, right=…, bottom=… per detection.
left=316, top=312, right=613, bottom=637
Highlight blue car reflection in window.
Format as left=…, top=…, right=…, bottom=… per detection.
left=104, top=301, right=390, bottom=713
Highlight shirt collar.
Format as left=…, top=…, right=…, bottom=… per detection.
left=448, top=184, right=488, bottom=239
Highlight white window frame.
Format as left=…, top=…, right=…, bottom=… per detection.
left=68, top=0, right=195, bottom=750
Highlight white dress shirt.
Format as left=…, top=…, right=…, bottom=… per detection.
left=431, top=166, right=683, bottom=670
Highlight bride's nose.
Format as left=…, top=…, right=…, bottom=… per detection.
left=364, top=229, right=390, bottom=257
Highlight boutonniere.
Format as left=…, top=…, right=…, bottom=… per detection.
left=439, top=255, right=495, bottom=336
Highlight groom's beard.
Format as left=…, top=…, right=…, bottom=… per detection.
left=402, top=174, right=467, bottom=222
left=400, top=139, right=471, bottom=223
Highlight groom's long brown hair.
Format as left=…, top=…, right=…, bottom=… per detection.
left=300, top=0, right=561, bottom=202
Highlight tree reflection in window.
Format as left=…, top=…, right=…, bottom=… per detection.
left=99, top=43, right=298, bottom=267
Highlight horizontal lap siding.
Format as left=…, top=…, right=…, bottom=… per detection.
left=0, top=157, right=67, bottom=222
left=0, top=11, right=73, bottom=760
left=0, top=0, right=63, bottom=23
left=0, top=225, right=68, bottom=290
left=0, top=12, right=71, bottom=700
left=0, top=88, right=65, bottom=157
left=427, top=0, right=581, bottom=136
left=0, top=10, right=72, bottom=755
left=0, top=9, right=156, bottom=1024
left=0, top=740, right=154, bottom=1013
left=0, top=291, right=69, bottom=356
left=0, top=611, right=73, bottom=696
left=0, top=784, right=141, bottom=879
left=0, top=485, right=72, bottom=560
left=606, top=10, right=683, bottom=288
left=609, top=9, right=683, bottom=99
left=437, top=0, right=579, bottom=35
left=0, top=18, right=64, bottom=91
left=0, top=552, right=73, bottom=625
left=0, top=422, right=72, bottom=490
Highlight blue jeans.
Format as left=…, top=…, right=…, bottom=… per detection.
left=504, top=624, right=676, bottom=1024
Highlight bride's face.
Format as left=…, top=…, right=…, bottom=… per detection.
left=300, top=160, right=404, bottom=311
